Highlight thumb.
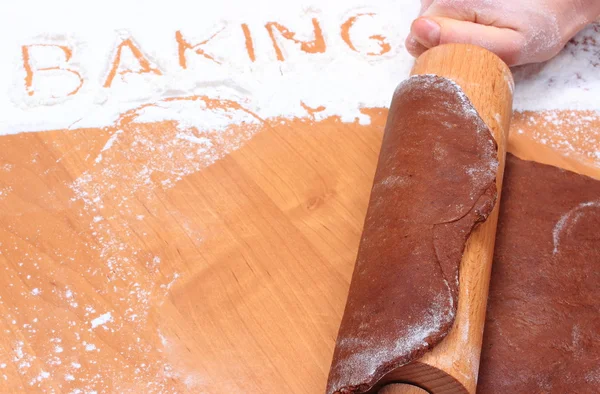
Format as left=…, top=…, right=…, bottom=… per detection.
left=420, top=0, right=435, bottom=14
left=410, top=16, right=525, bottom=65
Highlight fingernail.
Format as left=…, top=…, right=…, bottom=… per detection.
left=413, top=17, right=441, bottom=47
left=405, top=34, right=418, bottom=51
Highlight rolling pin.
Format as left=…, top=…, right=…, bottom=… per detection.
left=381, top=44, right=513, bottom=394
left=327, top=44, right=513, bottom=394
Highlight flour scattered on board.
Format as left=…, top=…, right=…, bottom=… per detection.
left=90, top=312, right=112, bottom=329
left=514, top=24, right=600, bottom=112
left=516, top=110, right=600, bottom=168
left=0, top=3, right=599, bottom=135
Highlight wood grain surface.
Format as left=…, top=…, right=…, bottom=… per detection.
left=0, top=87, right=599, bottom=392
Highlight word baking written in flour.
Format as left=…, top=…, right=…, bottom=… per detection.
left=20, top=14, right=391, bottom=98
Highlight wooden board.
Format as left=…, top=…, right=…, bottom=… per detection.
left=0, top=103, right=599, bottom=392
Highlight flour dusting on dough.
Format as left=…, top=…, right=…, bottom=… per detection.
left=399, top=75, right=498, bottom=203
left=552, top=200, right=600, bottom=254
left=331, top=290, right=454, bottom=390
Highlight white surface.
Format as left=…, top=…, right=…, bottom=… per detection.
left=1, top=1, right=598, bottom=135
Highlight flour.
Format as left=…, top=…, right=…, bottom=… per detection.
left=329, top=290, right=454, bottom=392
left=552, top=200, right=600, bottom=255
left=514, top=23, right=600, bottom=111
left=0, top=3, right=597, bottom=188
left=90, top=312, right=112, bottom=329
left=1, top=1, right=597, bottom=136
left=0, top=0, right=416, bottom=134
left=0, top=0, right=600, bottom=134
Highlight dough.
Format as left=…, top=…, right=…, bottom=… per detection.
left=478, top=154, right=600, bottom=393
left=327, top=75, right=499, bottom=394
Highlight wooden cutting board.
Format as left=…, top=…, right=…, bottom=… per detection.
left=0, top=101, right=598, bottom=392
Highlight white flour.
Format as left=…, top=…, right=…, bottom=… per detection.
left=514, top=24, right=600, bottom=111
left=90, top=312, right=112, bottom=329
left=0, top=1, right=599, bottom=135
left=0, top=0, right=417, bottom=134
left=329, top=290, right=454, bottom=393
left=552, top=200, right=600, bottom=255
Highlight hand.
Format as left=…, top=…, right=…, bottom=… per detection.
left=406, top=0, right=600, bottom=65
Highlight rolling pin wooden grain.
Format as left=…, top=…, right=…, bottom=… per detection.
left=379, top=45, right=513, bottom=394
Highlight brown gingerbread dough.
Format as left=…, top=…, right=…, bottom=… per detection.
left=327, top=75, right=499, bottom=394
left=478, top=154, right=600, bottom=393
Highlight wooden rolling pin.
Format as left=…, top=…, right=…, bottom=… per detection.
left=381, top=45, right=513, bottom=394
left=327, top=43, right=513, bottom=394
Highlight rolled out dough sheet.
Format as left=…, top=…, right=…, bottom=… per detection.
left=478, top=154, right=600, bottom=393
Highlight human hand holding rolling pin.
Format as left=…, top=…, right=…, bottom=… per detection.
left=406, top=0, right=600, bottom=65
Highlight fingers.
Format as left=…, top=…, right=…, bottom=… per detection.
left=405, top=1, right=437, bottom=58
left=405, top=34, right=429, bottom=58
left=420, top=0, right=435, bottom=14
left=409, top=16, right=525, bottom=65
